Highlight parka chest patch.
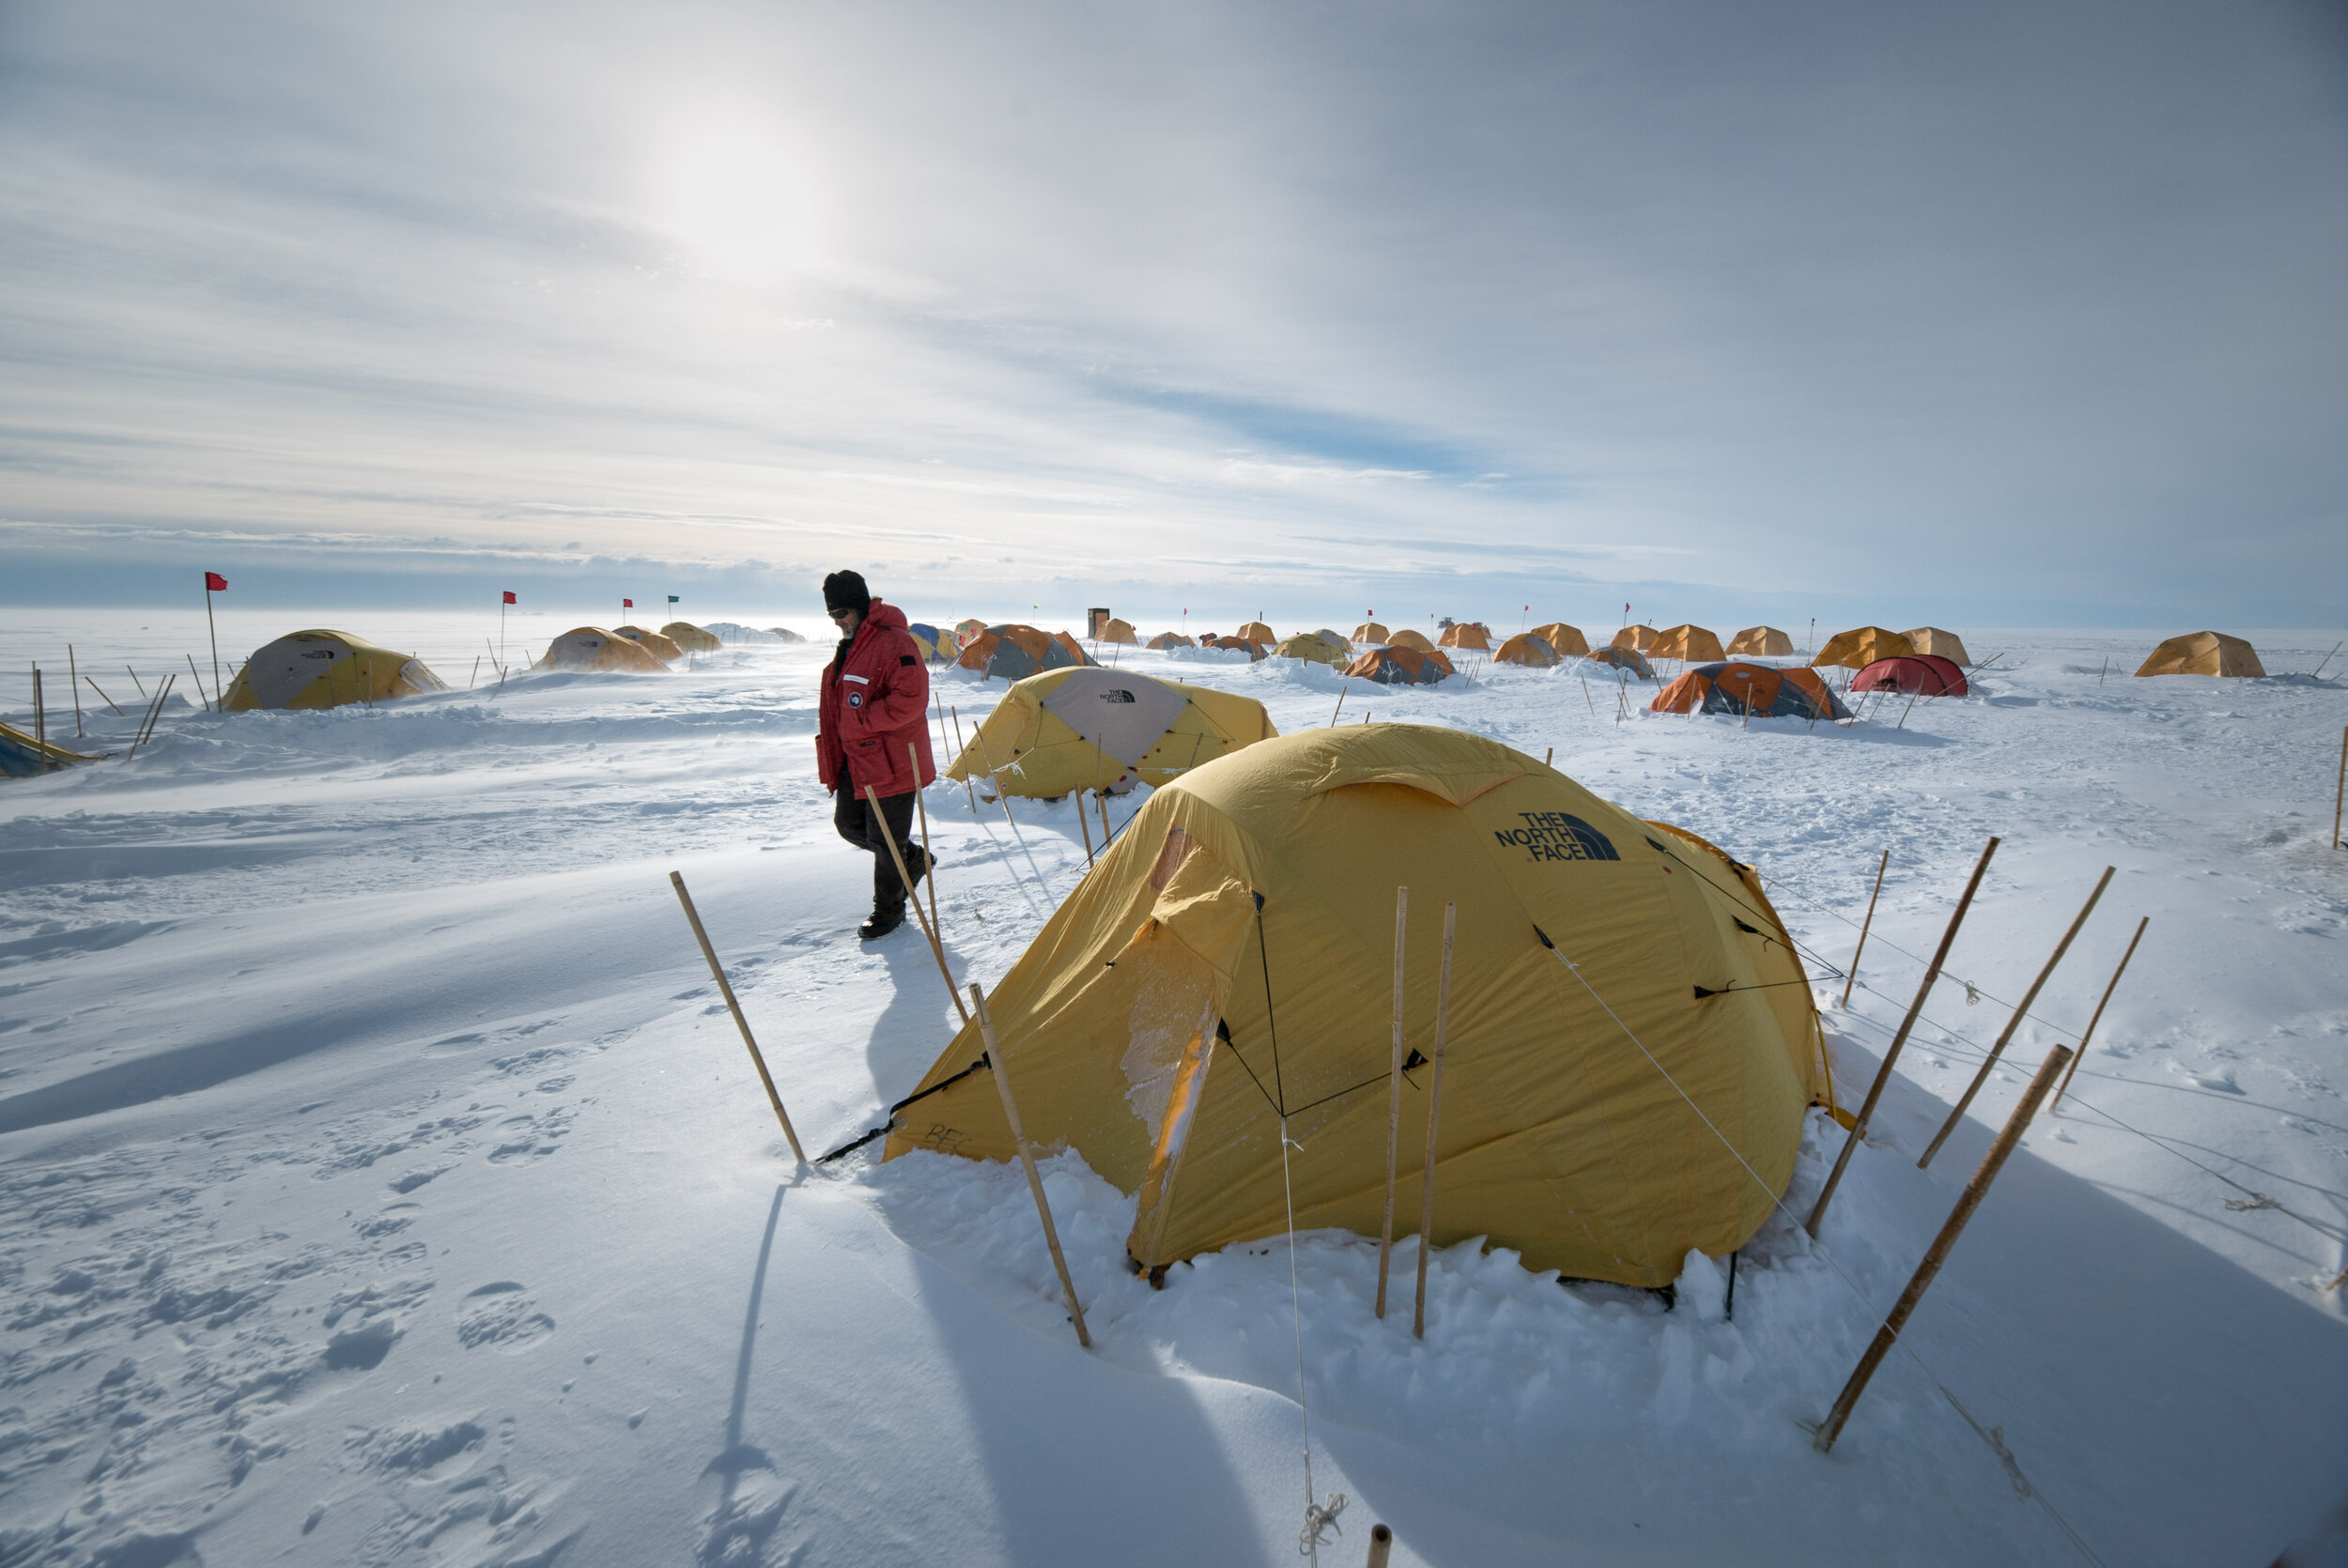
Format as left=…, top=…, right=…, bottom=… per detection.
left=847, top=691, right=864, bottom=708
left=1494, top=811, right=1619, bottom=863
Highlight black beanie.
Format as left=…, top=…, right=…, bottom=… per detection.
left=823, top=570, right=871, bottom=615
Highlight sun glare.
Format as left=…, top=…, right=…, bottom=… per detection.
left=651, top=108, right=825, bottom=277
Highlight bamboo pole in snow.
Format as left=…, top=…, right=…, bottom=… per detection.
left=669, top=871, right=806, bottom=1162
left=865, top=784, right=970, bottom=1027
left=2050, top=915, right=2148, bottom=1115
left=1413, top=902, right=1456, bottom=1339
left=1376, top=885, right=1408, bottom=1318
left=972, top=982, right=1090, bottom=1347
left=1841, top=850, right=1890, bottom=1009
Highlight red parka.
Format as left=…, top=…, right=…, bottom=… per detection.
left=817, top=600, right=936, bottom=797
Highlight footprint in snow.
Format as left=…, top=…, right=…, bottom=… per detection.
left=456, top=1281, right=555, bottom=1352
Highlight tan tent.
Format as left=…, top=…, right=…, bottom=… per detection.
left=614, top=625, right=684, bottom=662
left=663, top=622, right=723, bottom=653
left=886, top=724, right=1828, bottom=1288
left=959, top=625, right=1097, bottom=681
left=1236, top=621, right=1275, bottom=644
left=1148, top=632, right=1197, bottom=651
left=1311, top=629, right=1353, bottom=653
left=2136, top=632, right=2265, bottom=678
left=223, top=630, right=453, bottom=710
left=1100, top=618, right=1139, bottom=645
left=1274, top=634, right=1345, bottom=667
left=1728, top=626, right=1794, bottom=658
left=1531, top=623, right=1588, bottom=657
left=1388, top=628, right=1437, bottom=653
left=1901, top=627, right=1971, bottom=666
left=1649, top=624, right=1726, bottom=664
left=1438, top=623, right=1491, bottom=651
left=1613, top=624, right=1661, bottom=652
left=944, top=668, right=1278, bottom=796
left=1813, top=627, right=1913, bottom=670
left=1493, top=633, right=1561, bottom=668
left=1587, top=646, right=1657, bottom=680
left=534, top=628, right=671, bottom=675
left=1353, top=622, right=1390, bottom=645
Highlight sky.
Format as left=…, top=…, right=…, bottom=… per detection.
left=2, top=0, right=2344, bottom=633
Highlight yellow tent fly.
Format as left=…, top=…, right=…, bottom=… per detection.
left=222, top=631, right=452, bottom=711
left=943, top=668, right=1278, bottom=797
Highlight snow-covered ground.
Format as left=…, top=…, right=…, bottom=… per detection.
left=3, top=612, right=2345, bottom=1567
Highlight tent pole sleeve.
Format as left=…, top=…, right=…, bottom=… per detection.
left=972, top=983, right=1091, bottom=1348
left=670, top=871, right=806, bottom=1163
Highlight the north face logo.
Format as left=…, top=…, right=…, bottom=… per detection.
left=1493, top=811, right=1619, bottom=863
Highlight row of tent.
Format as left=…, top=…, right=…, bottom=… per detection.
left=215, top=621, right=733, bottom=710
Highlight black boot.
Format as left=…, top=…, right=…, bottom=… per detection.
left=906, top=843, right=935, bottom=888
left=858, top=905, right=905, bottom=940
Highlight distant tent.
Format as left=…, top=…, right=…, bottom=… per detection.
left=1901, top=627, right=1971, bottom=666
left=1342, top=646, right=1453, bottom=685
left=1812, top=627, right=1913, bottom=670
left=613, top=625, right=684, bottom=662
left=1353, top=622, right=1390, bottom=644
left=1387, top=628, right=1437, bottom=653
left=2136, top=632, right=2264, bottom=678
left=1586, top=645, right=1656, bottom=680
left=1851, top=655, right=1968, bottom=698
left=1201, top=636, right=1268, bottom=662
left=1649, top=624, right=1726, bottom=664
left=1728, top=626, right=1795, bottom=658
left=1531, top=623, right=1588, bottom=657
left=1148, top=632, right=1197, bottom=651
left=663, top=622, right=723, bottom=653
left=0, top=720, right=102, bottom=776
left=908, top=623, right=962, bottom=663
left=1236, top=621, right=1275, bottom=644
left=1651, top=662, right=1850, bottom=722
left=1613, top=624, right=1661, bottom=652
left=766, top=627, right=809, bottom=644
left=1493, top=633, right=1560, bottom=668
left=1101, top=618, right=1139, bottom=645
left=224, top=630, right=455, bottom=709
left=1438, top=623, right=1491, bottom=651
left=943, top=668, right=1278, bottom=796
left=1312, top=629, right=1352, bottom=653
left=955, top=618, right=989, bottom=646
left=1274, top=634, right=1345, bottom=667
left=959, top=624, right=1099, bottom=681
left=883, top=723, right=1828, bottom=1288
left=533, top=628, right=671, bottom=675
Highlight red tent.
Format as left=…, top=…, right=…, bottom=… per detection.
left=1850, top=654, right=1968, bottom=698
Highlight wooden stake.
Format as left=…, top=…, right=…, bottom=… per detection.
left=1841, top=850, right=1890, bottom=1008
left=125, top=664, right=147, bottom=700
left=909, top=745, right=944, bottom=942
left=971, top=982, right=1091, bottom=1347
left=973, top=729, right=1018, bottom=834
left=1920, top=865, right=2112, bottom=1168
left=669, top=870, right=807, bottom=1163
left=865, top=784, right=972, bottom=1026
left=32, top=666, right=47, bottom=766
left=1366, top=1522, right=1394, bottom=1568
left=2334, top=726, right=2346, bottom=851
left=1098, top=791, right=1112, bottom=854
left=1814, top=1043, right=2072, bottom=1453
left=67, top=646, right=82, bottom=737
left=185, top=653, right=210, bottom=713
left=1331, top=676, right=1350, bottom=727
left=1074, top=785, right=1096, bottom=866
left=85, top=675, right=123, bottom=716
left=1806, top=837, right=1999, bottom=1236
left=1543, top=746, right=1552, bottom=766
left=2051, top=915, right=2147, bottom=1114
left=1376, top=886, right=1408, bottom=1318
left=1413, top=901, right=1456, bottom=1339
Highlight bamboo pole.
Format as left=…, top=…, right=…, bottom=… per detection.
left=973, top=729, right=1018, bottom=834
left=1841, top=850, right=1891, bottom=1008
left=1098, top=790, right=1112, bottom=855
left=1376, top=886, right=1408, bottom=1318
left=1814, top=1044, right=2072, bottom=1453
left=2334, top=727, right=2346, bottom=851
left=2051, top=916, right=2148, bottom=1114
left=205, top=581, right=222, bottom=707
left=669, top=871, right=808, bottom=1162
left=1806, top=837, right=1999, bottom=1237
left=1413, top=901, right=1456, bottom=1339
left=909, top=746, right=943, bottom=942
left=1331, top=676, right=1350, bottom=727
left=1074, top=786, right=1096, bottom=866
left=971, top=982, right=1091, bottom=1347
left=950, top=705, right=977, bottom=812
left=125, top=664, right=147, bottom=700
left=469, top=655, right=480, bottom=689
left=864, top=785, right=972, bottom=1025
left=1919, top=865, right=2112, bottom=1168
left=67, top=646, right=82, bottom=737
left=32, top=666, right=48, bottom=767
left=85, top=675, right=123, bottom=716
left=1366, top=1523, right=1394, bottom=1568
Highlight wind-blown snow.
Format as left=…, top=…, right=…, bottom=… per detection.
left=2, top=615, right=2344, bottom=1566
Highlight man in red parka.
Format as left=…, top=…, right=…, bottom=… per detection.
left=815, top=570, right=935, bottom=938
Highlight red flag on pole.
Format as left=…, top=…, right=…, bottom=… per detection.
left=502, top=591, right=517, bottom=605
left=205, top=572, right=227, bottom=591
left=624, top=598, right=634, bottom=608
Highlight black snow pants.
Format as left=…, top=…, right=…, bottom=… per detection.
left=834, top=779, right=919, bottom=914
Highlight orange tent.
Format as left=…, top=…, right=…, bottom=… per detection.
left=1588, top=646, right=1656, bottom=680
left=1202, top=636, right=1268, bottom=662
left=1612, top=624, right=1660, bottom=652
left=1236, top=622, right=1274, bottom=643
left=1651, top=662, right=1848, bottom=722
left=1342, top=646, right=1454, bottom=685
left=1493, top=633, right=1561, bottom=668
left=2135, top=632, right=2264, bottom=678
left=1148, top=632, right=1196, bottom=650
left=1438, top=623, right=1491, bottom=651
left=959, top=624, right=1097, bottom=681
left=1813, top=627, right=1914, bottom=669
left=1531, top=623, right=1588, bottom=656
left=1648, top=624, right=1725, bottom=664
left=1352, top=622, right=1390, bottom=644
left=1388, top=628, right=1437, bottom=653
left=1728, top=626, right=1794, bottom=657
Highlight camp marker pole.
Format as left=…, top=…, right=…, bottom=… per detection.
left=1806, top=837, right=1999, bottom=1237
left=865, top=784, right=972, bottom=1027
left=1919, top=865, right=2112, bottom=1168
left=1413, top=901, right=1456, bottom=1339
left=669, top=871, right=806, bottom=1162
left=1814, top=1044, right=2072, bottom=1453
left=2051, top=916, right=2148, bottom=1115
left=970, top=982, right=1091, bottom=1348
left=1376, top=886, right=1408, bottom=1319
left=1841, top=851, right=1891, bottom=1009
left=909, top=746, right=944, bottom=943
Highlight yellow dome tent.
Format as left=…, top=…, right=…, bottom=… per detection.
left=1493, top=633, right=1561, bottom=668
left=1812, top=627, right=1913, bottom=670
left=1353, top=622, right=1390, bottom=645
left=1728, top=626, right=1794, bottom=658
left=944, top=667, right=1278, bottom=797
left=614, top=625, right=684, bottom=662
left=1387, top=628, right=1437, bottom=653
left=2136, top=631, right=2264, bottom=678
left=1236, top=621, right=1275, bottom=644
left=1531, top=623, right=1588, bottom=657
left=886, top=724, right=1828, bottom=1288
left=1274, top=633, right=1346, bottom=667
left=1438, top=623, right=1491, bottom=651
left=1649, top=624, right=1726, bottom=664
left=1101, top=618, right=1139, bottom=645
left=222, top=630, right=452, bottom=711
left=1613, top=624, right=1661, bottom=653
left=535, top=628, right=671, bottom=674
left=1901, top=627, right=1972, bottom=666
left=1311, top=629, right=1353, bottom=653
left=663, top=622, right=723, bottom=653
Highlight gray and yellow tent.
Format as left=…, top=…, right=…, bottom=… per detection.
left=1, top=721, right=102, bottom=776
left=1274, top=634, right=1346, bottom=667
left=1493, top=633, right=1560, bottom=668
left=959, top=624, right=1098, bottom=681
left=2136, top=632, right=2264, bottom=678
left=943, top=668, right=1277, bottom=797
left=1812, top=627, right=1913, bottom=670
left=1342, top=646, right=1453, bottom=685
left=1901, top=627, right=1971, bottom=666
left=884, top=724, right=1829, bottom=1287
left=1587, top=645, right=1656, bottom=680
left=663, top=622, right=723, bottom=654
left=614, top=625, right=684, bottom=662
left=1148, top=632, right=1197, bottom=651
left=1728, top=626, right=1795, bottom=658
left=223, top=630, right=453, bottom=710
left=1531, top=623, right=1589, bottom=657
left=534, top=628, right=671, bottom=675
